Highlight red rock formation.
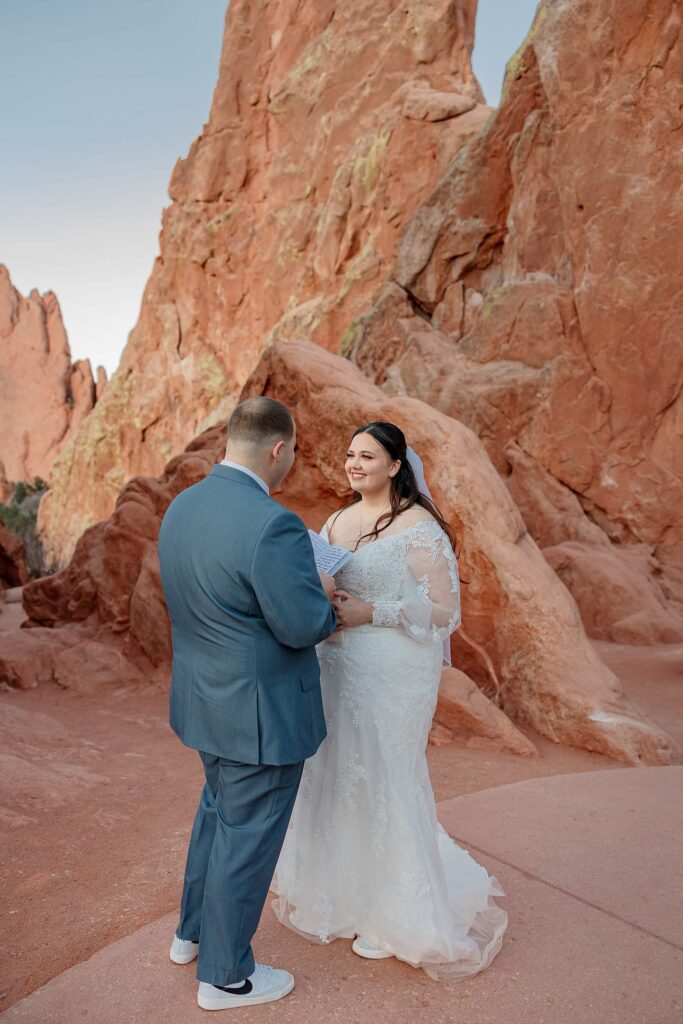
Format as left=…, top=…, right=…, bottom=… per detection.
left=6, top=341, right=677, bottom=767
left=38, top=0, right=489, bottom=567
left=0, top=265, right=107, bottom=485
left=433, top=668, right=539, bottom=757
left=505, top=443, right=683, bottom=643
left=348, top=0, right=683, bottom=643
left=0, top=521, right=28, bottom=589
left=15, top=434, right=223, bottom=690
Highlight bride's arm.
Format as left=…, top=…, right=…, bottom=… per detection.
left=372, top=528, right=461, bottom=643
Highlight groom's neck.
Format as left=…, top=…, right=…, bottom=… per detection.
left=224, top=447, right=272, bottom=486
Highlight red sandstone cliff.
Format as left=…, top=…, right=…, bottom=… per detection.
left=4, top=341, right=677, bottom=766
left=38, top=0, right=488, bottom=566
left=347, top=0, right=683, bottom=643
left=0, top=265, right=106, bottom=487
left=26, top=0, right=683, bottom=648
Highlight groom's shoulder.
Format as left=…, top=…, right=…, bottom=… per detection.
left=257, top=501, right=306, bottom=538
left=244, top=499, right=313, bottom=558
left=160, top=471, right=269, bottom=529
left=160, top=473, right=305, bottom=536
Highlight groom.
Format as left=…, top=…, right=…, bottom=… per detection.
left=158, top=396, right=337, bottom=1011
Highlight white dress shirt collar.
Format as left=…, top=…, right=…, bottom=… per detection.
left=220, top=459, right=270, bottom=495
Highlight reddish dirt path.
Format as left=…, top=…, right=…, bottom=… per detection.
left=0, top=629, right=680, bottom=1013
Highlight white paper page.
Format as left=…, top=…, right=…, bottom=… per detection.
left=308, top=529, right=352, bottom=576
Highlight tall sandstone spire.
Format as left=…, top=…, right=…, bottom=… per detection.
left=0, top=265, right=105, bottom=485
left=40, top=0, right=486, bottom=565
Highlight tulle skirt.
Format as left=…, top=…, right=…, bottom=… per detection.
left=271, top=626, right=508, bottom=980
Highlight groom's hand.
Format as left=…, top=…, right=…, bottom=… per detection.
left=333, top=590, right=373, bottom=628
left=319, top=572, right=336, bottom=600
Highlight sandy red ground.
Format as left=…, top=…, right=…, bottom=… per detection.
left=1, top=597, right=680, bottom=1013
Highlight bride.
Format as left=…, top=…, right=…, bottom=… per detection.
left=272, top=421, right=508, bottom=980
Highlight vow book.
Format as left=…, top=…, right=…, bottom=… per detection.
left=308, top=529, right=352, bottom=576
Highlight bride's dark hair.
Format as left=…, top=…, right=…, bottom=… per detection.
left=332, top=421, right=461, bottom=559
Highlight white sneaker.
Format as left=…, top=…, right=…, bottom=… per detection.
left=169, top=933, right=199, bottom=964
left=197, top=964, right=294, bottom=1010
left=352, top=936, right=393, bottom=960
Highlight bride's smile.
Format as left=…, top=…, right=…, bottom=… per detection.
left=345, top=432, right=400, bottom=499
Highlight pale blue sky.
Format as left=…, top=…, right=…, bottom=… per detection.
left=0, top=0, right=538, bottom=376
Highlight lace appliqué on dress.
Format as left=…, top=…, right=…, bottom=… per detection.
left=372, top=601, right=400, bottom=627
left=364, top=521, right=461, bottom=643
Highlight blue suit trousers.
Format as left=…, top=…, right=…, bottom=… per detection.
left=177, top=752, right=304, bottom=986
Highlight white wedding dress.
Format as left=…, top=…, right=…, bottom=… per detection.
left=271, top=518, right=508, bottom=980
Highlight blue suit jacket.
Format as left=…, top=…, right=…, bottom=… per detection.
left=158, top=464, right=337, bottom=765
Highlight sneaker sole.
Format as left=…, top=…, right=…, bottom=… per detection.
left=351, top=940, right=393, bottom=960
left=198, top=977, right=295, bottom=1010
left=170, top=950, right=198, bottom=964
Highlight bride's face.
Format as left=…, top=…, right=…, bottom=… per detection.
left=345, top=432, right=399, bottom=498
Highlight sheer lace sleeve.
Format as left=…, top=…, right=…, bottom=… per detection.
left=372, top=522, right=461, bottom=644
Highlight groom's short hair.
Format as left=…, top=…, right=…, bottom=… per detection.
left=227, top=397, right=294, bottom=448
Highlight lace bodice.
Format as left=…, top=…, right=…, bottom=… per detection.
left=322, top=519, right=461, bottom=646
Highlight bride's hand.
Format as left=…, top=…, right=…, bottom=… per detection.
left=319, top=572, right=336, bottom=600
left=332, top=590, right=373, bottom=628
